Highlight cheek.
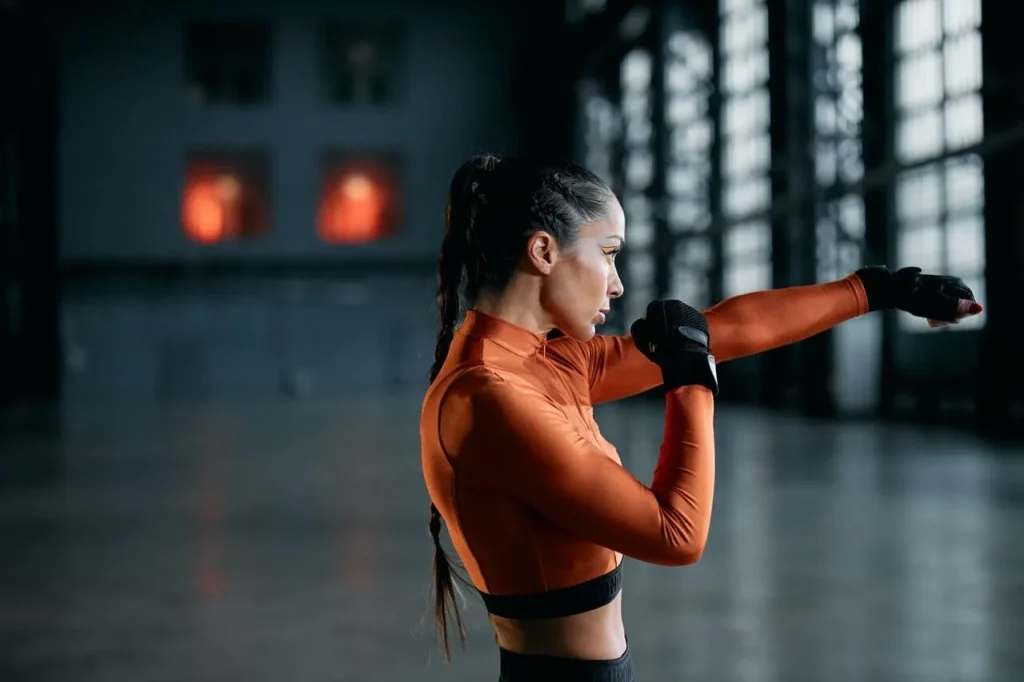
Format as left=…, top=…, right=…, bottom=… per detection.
left=550, top=259, right=602, bottom=310
left=594, top=257, right=615, bottom=291
left=569, top=256, right=606, bottom=290
left=579, top=259, right=612, bottom=308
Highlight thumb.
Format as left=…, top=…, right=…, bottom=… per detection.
left=630, top=318, right=654, bottom=355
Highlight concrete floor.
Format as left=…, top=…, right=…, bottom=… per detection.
left=2, top=395, right=1024, bottom=682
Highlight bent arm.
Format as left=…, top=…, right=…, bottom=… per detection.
left=441, top=371, right=715, bottom=566
left=550, top=273, right=870, bottom=404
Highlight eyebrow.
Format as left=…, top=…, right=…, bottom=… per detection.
left=605, top=235, right=625, bottom=244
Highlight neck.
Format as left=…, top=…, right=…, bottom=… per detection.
left=472, top=282, right=552, bottom=336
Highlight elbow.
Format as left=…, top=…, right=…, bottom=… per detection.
left=633, top=532, right=709, bottom=567
left=652, top=496, right=712, bottom=566
left=662, top=538, right=707, bottom=567
left=656, top=521, right=710, bottom=567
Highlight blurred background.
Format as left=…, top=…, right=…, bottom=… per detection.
left=2, top=0, right=1023, bottom=680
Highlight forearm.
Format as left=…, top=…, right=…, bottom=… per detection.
left=704, top=274, right=869, bottom=363
left=556, top=273, right=870, bottom=403
left=646, top=386, right=716, bottom=565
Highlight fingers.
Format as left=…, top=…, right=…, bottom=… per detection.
left=927, top=292, right=964, bottom=323
left=927, top=298, right=984, bottom=327
left=642, top=301, right=669, bottom=337
left=959, top=298, right=984, bottom=316
left=645, top=300, right=671, bottom=336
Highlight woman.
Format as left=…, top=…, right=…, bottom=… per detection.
left=419, top=154, right=981, bottom=681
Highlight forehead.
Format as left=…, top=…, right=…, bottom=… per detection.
left=578, top=198, right=625, bottom=240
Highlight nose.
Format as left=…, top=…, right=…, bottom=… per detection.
left=608, top=269, right=624, bottom=300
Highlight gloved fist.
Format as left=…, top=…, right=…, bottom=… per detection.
left=630, top=300, right=719, bottom=395
left=855, top=266, right=984, bottom=325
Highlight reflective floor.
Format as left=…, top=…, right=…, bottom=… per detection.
left=2, top=396, right=1024, bottom=682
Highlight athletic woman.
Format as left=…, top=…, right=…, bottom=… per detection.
left=419, top=154, right=981, bottom=681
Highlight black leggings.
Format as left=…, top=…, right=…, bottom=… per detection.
left=498, top=647, right=635, bottom=682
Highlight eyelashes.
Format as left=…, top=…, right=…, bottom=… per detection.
left=602, top=247, right=621, bottom=261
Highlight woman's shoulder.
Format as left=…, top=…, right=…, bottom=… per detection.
left=440, top=364, right=539, bottom=406
left=427, top=365, right=553, bottom=453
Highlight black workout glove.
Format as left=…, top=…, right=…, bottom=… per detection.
left=855, top=266, right=982, bottom=324
left=630, top=300, right=719, bottom=395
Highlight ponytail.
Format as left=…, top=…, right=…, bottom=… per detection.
left=428, top=226, right=465, bottom=383
left=427, top=154, right=499, bottom=662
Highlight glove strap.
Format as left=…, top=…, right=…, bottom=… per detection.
left=664, top=352, right=719, bottom=396
left=853, top=266, right=895, bottom=311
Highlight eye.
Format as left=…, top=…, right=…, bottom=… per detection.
left=602, top=247, right=620, bottom=261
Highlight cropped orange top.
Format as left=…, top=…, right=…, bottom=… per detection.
left=420, top=275, right=869, bottom=618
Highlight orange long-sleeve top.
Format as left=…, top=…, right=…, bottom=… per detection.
left=420, top=275, right=869, bottom=605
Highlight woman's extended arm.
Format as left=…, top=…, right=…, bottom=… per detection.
left=548, top=274, right=868, bottom=404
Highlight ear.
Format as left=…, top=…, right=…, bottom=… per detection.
left=525, top=230, right=559, bottom=275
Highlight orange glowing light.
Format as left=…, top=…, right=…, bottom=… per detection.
left=318, top=171, right=391, bottom=243
left=183, top=173, right=247, bottom=243
left=183, top=180, right=224, bottom=243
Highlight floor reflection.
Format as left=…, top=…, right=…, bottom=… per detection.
left=2, top=397, right=1023, bottom=682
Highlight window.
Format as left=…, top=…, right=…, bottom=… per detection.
left=812, top=0, right=865, bottom=283
left=320, top=24, right=405, bottom=106
left=893, top=0, right=985, bottom=332
left=317, top=152, right=401, bottom=243
left=619, top=48, right=656, bottom=324
left=183, top=21, right=271, bottom=106
left=719, top=0, right=772, bottom=297
left=182, top=150, right=270, bottom=244
left=578, top=79, right=618, bottom=189
left=665, top=30, right=714, bottom=310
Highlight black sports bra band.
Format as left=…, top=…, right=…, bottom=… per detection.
left=479, top=564, right=623, bottom=619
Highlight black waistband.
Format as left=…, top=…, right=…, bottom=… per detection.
left=480, top=564, right=623, bottom=619
left=499, top=647, right=635, bottom=682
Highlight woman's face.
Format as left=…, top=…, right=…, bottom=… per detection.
left=542, top=198, right=626, bottom=341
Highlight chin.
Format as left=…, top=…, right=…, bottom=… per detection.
left=558, top=321, right=598, bottom=342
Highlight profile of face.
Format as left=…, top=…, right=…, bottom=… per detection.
left=529, top=197, right=626, bottom=340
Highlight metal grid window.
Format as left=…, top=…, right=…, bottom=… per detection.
left=620, top=48, right=657, bottom=324
left=665, top=30, right=714, bottom=310
left=893, top=0, right=986, bottom=332
left=812, top=0, right=865, bottom=284
left=579, top=80, right=618, bottom=189
left=719, top=0, right=773, bottom=297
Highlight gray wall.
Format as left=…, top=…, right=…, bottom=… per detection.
left=56, top=0, right=525, bottom=403
left=61, top=277, right=440, bottom=403
left=56, top=0, right=522, bottom=261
